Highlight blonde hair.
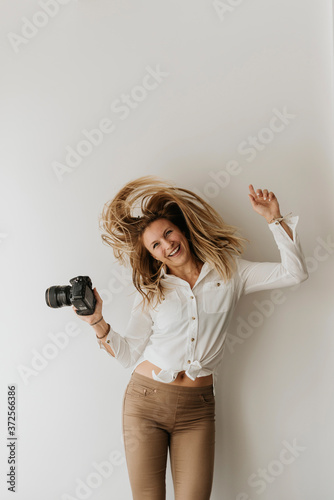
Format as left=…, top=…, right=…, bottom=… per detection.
left=99, top=175, right=249, bottom=311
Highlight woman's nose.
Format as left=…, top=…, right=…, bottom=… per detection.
left=163, top=239, right=172, bottom=252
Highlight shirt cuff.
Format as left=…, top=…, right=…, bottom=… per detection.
left=268, top=211, right=293, bottom=225
left=96, top=327, right=118, bottom=357
left=267, top=213, right=299, bottom=244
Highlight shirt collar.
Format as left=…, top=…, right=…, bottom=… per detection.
left=159, top=261, right=214, bottom=282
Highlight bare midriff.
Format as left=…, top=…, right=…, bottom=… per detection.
left=134, top=360, right=213, bottom=387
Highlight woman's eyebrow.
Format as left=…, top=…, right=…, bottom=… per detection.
left=151, top=228, right=171, bottom=247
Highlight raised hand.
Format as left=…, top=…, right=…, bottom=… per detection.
left=248, top=184, right=282, bottom=223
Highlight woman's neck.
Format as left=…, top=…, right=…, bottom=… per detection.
left=166, top=258, right=203, bottom=282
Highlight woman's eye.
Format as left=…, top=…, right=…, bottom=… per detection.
left=153, top=230, right=172, bottom=249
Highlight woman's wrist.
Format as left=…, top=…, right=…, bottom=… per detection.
left=266, top=213, right=282, bottom=224
left=92, top=318, right=110, bottom=339
left=91, top=316, right=103, bottom=325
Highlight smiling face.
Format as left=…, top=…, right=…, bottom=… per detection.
left=142, top=218, right=193, bottom=272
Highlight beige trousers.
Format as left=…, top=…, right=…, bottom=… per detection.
left=122, top=371, right=216, bottom=500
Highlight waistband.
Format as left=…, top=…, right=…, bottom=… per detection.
left=129, top=371, right=214, bottom=395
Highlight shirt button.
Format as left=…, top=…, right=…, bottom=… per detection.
left=192, top=316, right=196, bottom=320
left=107, top=340, right=110, bottom=343
left=190, top=296, right=194, bottom=299
left=191, top=338, right=195, bottom=342
left=217, top=282, right=221, bottom=286
left=187, top=360, right=191, bottom=364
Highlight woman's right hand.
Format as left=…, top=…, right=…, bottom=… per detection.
left=72, top=287, right=104, bottom=325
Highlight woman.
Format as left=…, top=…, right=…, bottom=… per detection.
left=73, top=175, right=309, bottom=500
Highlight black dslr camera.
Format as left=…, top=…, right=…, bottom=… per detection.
left=45, top=276, right=96, bottom=316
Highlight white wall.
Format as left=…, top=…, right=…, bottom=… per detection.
left=1, top=1, right=334, bottom=499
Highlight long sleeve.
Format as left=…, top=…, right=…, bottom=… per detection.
left=96, top=290, right=153, bottom=369
left=236, top=214, right=309, bottom=296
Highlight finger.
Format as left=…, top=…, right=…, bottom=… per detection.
left=249, top=184, right=257, bottom=197
left=263, top=189, right=268, bottom=200
left=248, top=193, right=257, bottom=205
left=94, top=288, right=102, bottom=302
left=268, top=191, right=275, bottom=201
left=256, top=189, right=263, bottom=197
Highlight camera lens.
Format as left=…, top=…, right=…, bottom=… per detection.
left=45, top=285, right=71, bottom=309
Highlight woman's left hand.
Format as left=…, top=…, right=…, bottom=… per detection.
left=248, top=184, right=282, bottom=223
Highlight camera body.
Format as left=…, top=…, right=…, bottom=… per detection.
left=45, top=276, right=96, bottom=316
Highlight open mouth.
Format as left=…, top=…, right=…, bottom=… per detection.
left=168, top=244, right=181, bottom=257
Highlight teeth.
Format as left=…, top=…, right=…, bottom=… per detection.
left=169, top=245, right=180, bottom=256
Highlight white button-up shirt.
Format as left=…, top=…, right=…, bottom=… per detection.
left=97, top=214, right=309, bottom=395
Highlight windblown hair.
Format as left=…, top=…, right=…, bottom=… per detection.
left=99, top=175, right=249, bottom=311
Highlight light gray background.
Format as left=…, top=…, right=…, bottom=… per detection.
left=1, top=1, right=334, bottom=499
